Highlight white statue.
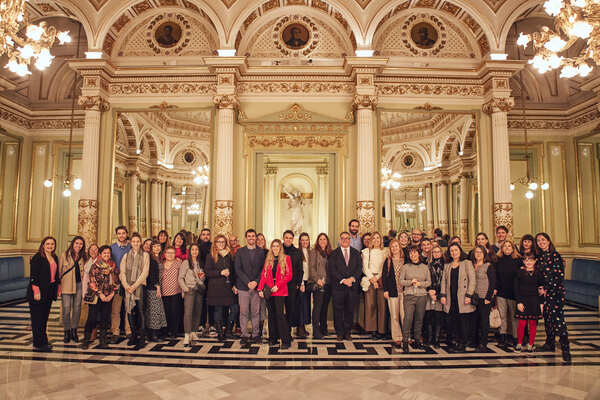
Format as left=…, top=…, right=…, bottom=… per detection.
left=283, top=185, right=304, bottom=236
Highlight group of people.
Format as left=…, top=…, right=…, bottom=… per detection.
left=26, top=221, right=571, bottom=362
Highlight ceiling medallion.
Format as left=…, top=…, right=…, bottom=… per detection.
left=273, top=15, right=319, bottom=56
left=402, top=14, right=446, bottom=56
left=147, top=14, right=191, bottom=55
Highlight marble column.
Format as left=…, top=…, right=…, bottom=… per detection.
left=317, top=166, right=329, bottom=235
left=165, top=183, right=172, bottom=233
left=353, top=95, right=377, bottom=235
left=128, top=172, right=138, bottom=234
left=438, top=182, right=449, bottom=235
left=77, top=96, right=109, bottom=246
left=425, top=185, right=434, bottom=236
left=459, top=176, right=470, bottom=243
left=213, top=95, right=238, bottom=236
left=483, top=98, right=514, bottom=235
left=150, top=179, right=161, bottom=236
left=383, top=189, right=392, bottom=234
left=264, top=166, right=277, bottom=242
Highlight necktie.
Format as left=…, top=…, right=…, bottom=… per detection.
left=344, top=248, right=349, bottom=266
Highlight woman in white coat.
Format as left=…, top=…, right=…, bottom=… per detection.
left=361, top=232, right=389, bottom=339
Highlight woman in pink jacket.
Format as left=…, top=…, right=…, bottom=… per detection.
left=259, top=239, right=293, bottom=349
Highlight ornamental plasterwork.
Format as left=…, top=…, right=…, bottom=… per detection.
left=109, top=83, right=217, bottom=96
left=0, top=106, right=85, bottom=130
left=482, top=97, right=514, bottom=114
left=279, top=104, right=312, bottom=121
left=213, top=94, right=239, bottom=109
left=352, top=95, right=377, bottom=110
left=376, top=83, right=483, bottom=97
left=78, top=95, right=110, bottom=111
left=507, top=108, right=600, bottom=130
left=246, top=135, right=345, bottom=149
left=237, top=82, right=354, bottom=95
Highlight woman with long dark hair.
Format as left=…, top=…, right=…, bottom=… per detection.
left=308, top=232, right=332, bottom=339
left=519, top=234, right=535, bottom=258
left=469, top=232, right=496, bottom=262
left=173, top=232, right=188, bottom=261
left=204, top=234, right=235, bottom=342
left=158, top=230, right=169, bottom=255
left=145, top=240, right=167, bottom=341
left=297, top=232, right=312, bottom=337
left=424, top=244, right=445, bottom=348
left=83, top=245, right=120, bottom=349
left=535, top=232, right=571, bottom=362
left=258, top=239, right=293, bottom=349
left=470, top=245, right=496, bottom=351
left=28, top=237, right=60, bottom=352
left=179, top=243, right=206, bottom=346
left=59, top=235, right=88, bottom=343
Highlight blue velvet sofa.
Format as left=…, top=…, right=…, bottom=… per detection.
left=564, top=258, right=600, bottom=308
left=0, top=257, right=28, bottom=303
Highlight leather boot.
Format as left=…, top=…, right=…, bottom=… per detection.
left=560, top=335, right=571, bottom=363
left=98, top=329, right=109, bottom=349
left=63, top=329, right=71, bottom=343
left=225, top=321, right=234, bottom=339
left=297, top=325, right=308, bottom=338
left=537, top=336, right=556, bottom=352
left=80, top=332, right=91, bottom=349
left=216, top=322, right=225, bottom=342
left=71, top=328, right=79, bottom=343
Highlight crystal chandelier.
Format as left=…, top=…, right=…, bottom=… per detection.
left=192, top=164, right=209, bottom=185
left=510, top=72, right=550, bottom=199
left=517, top=0, right=598, bottom=78
left=396, top=191, right=415, bottom=213
left=187, top=202, right=202, bottom=215
left=381, top=167, right=401, bottom=190
left=1, top=0, right=71, bottom=76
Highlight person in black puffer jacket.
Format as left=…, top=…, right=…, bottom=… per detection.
left=424, top=245, right=445, bottom=347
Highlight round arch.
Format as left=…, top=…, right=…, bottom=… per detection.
left=497, top=0, right=545, bottom=52
left=384, top=143, right=432, bottom=169
left=95, top=0, right=226, bottom=51
left=228, top=0, right=363, bottom=49
left=167, top=141, right=210, bottom=165
left=365, top=0, right=498, bottom=50
left=31, top=1, right=96, bottom=50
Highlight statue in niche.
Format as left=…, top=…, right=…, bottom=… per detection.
left=282, top=185, right=305, bottom=236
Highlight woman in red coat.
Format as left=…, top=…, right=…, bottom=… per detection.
left=259, top=239, right=293, bottom=349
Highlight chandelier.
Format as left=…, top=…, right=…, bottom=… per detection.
left=192, top=164, right=209, bottom=185
left=510, top=72, right=550, bottom=199
left=517, top=0, right=598, bottom=78
left=381, top=167, right=402, bottom=190
left=1, top=0, right=71, bottom=76
left=397, top=202, right=415, bottom=213
left=187, top=202, right=202, bottom=215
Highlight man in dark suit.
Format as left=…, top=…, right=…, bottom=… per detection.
left=328, top=231, right=363, bottom=341
left=282, top=230, right=306, bottom=337
left=234, top=229, right=266, bottom=344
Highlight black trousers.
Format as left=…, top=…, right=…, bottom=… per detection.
left=162, top=294, right=183, bottom=336
left=127, top=297, right=146, bottom=339
left=474, top=302, right=492, bottom=346
left=285, top=285, right=299, bottom=328
left=424, top=310, right=444, bottom=341
left=267, top=296, right=291, bottom=345
left=29, top=300, right=52, bottom=348
left=447, top=311, right=469, bottom=346
left=332, top=287, right=359, bottom=336
left=312, top=284, right=331, bottom=335
left=84, top=300, right=113, bottom=337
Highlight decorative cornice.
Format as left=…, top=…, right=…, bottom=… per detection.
left=376, top=83, right=483, bottom=97
left=507, top=108, right=600, bottom=130
left=352, top=94, right=378, bottom=110
left=0, top=106, right=85, bottom=130
left=279, top=104, right=312, bottom=121
left=247, top=135, right=345, bottom=149
left=482, top=97, right=514, bottom=114
left=78, top=95, right=110, bottom=112
left=414, top=103, right=443, bottom=111
left=237, top=82, right=355, bottom=95
left=110, top=83, right=217, bottom=96
left=213, top=94, right=239, bottom=109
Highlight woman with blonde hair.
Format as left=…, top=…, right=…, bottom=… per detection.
left=258, top=239, right=293, bottom=349
left=361, top=231, right=388, bottom=339
left=381, top=239, right=404, bottom=347
left=495, top=240, right=521, bottom=347
left=204, top=234, right=235, bottom=342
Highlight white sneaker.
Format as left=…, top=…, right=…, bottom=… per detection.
left=209, top=326, right=218, bottom=337
left=183, top=333, right=190, bottom=346
left=515, top=344, right=522, bottom=352
left=191, top=332, right=199, bottom=341
left=198, top=326, right=205, bottom=336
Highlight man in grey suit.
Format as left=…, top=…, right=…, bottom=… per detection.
left=234, top=229, right=266, bottom=344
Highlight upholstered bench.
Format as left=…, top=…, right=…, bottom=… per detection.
left=564, top=258, right=600, bottom=309
left=0, top=257, right=28, bottom=303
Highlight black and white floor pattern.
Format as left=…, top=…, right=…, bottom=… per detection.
left=0, top=301, right=598, bottom=370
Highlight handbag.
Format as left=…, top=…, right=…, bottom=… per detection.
left=195, top=281, right=206, bottom=295
left=470, top=293, right=480, bottom=306
left=262, top=285, right=272, bottom=300
left=83, top=291, right=98, bottom=305
left=489, top=307, right=502, bottom=329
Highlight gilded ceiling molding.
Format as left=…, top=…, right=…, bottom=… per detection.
left=246, top=135, right=345, bottom=149
left=482, top=0, right=508, bottom=13
left=149, top=101, right=178, bottom=112
left=279, top=104, right=312, bottom=121
left=109, top=83, right=217, bottom=96
left=237, top=82, right=355, bottom=94
left=0, top=106, right=85, bottom=130
left=376, top=83, right=483, bottom=97
left=414, top=103, right=443, bottom=111
left=78, top=95, right=111, bottom=112
left=507, top=109, right=600, bottom=130
left=482, top=97, right=514, bottom=114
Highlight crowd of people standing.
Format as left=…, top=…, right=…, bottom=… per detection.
left=26, top=221, right=571, bottom=362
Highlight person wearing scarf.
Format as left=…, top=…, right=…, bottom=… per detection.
left=119, top=233, right=149, bottom=347
left=82, top=245, right=120, bottom=349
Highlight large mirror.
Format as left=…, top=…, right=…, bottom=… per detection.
left=113, top=109, right=212, bottom=241
left=576, top=130, right=600, bottom=246
left=379, top=110, right=479, bottom=243
left=0, top=130, right=21, bottom=242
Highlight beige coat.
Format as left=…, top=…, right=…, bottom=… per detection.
left=119, top=250, right=150, bottom=296
left=440, top=260, right=476, bottom=314
left=59, top=252, right=85, bottom=294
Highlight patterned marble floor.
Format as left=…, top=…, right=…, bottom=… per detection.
left=1, top=301, right=599, bottom=399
